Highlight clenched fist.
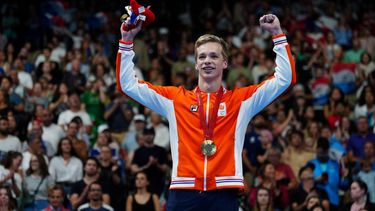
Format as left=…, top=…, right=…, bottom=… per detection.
left=259, top=14, right=283, bottom=36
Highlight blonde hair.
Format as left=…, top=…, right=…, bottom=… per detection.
left=194, top=34, right=229, bottom=61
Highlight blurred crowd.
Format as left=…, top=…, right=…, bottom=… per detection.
left=0, top=0, right=375, bottom=210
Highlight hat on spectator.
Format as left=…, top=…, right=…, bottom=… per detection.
left=98, top=124, right=109, bottom=133
left=134, top=114, right=146, bottom=122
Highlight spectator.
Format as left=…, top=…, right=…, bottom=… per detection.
left=341, top=179, right=375, bottom=211
left=62, top=58, right=87, bottom=94
left=356, top=52, right=375, bottom=85
left=122, top=114, right=147, bottom=164
left=35, top=60, right=61, bottom=86
left=42, top=185, right=70, bottom=211
left=21, top=131, right=49, bottom=172
left=0, top=116, right=21, bottom=161
left=266, top=147, right=298, bottom=190
left=255, top=129, right=274, bottom=166
left=0, top=76, right=24, bottom=112
left=77, top=182, right=113, bottom=211
left=24, top=82, right=49, bottom=113
left=104, top=88, right=133, bottom=144
left=354, top=86, right=375, bottom=128
left=57, top=92, right=92, bottom=134
left=304, top=121, right=321, bottom=152
left=252, top=187, right=274, bottom=211
left=283, top=130, right=315, bottom=177
left=362, top=141, right=375, bottom=170
left=333, top=16, right=352, bottom=48
left=250, top=162, right=289, bottom=210
left=90, top=132, right=120, bottom=159
left=131, top=128, right=169, bottom=196
left=48, top=82, right=69, bottom=119
left=70, top=157, right=110, bottom=210
left=226, top=51, right=252, bottom=89
left=0, top=186, right=17, bottom=211
left=64, top=120, right=88, bottom=161
left=343, top=38, right=365, bottom=63
left=22, top=154, right=54, bottom=210
left=323, top=88, right=347, bottom=121
left=307, top=137, right=347, bottom=209
left=41, top=108, right=65, bottom=155
left=348, top=116, right=375, bottom=161
left=13, top=57, right=33, bottom=92
left=357, top=159, right=375, bottom=204
left=126, top=171, right=160, bottom=211
left=289, top=164, right=329, bottom=211
left=305, top=192, right=323, bottom=211
left=0, top=151, right=23, bottom=199
left=49, top=138, right=83, bottom=196
left=80, top=78, right=107, bottom=127
left=149, top=111, right=169, bottom=150
left=98, top=145, right=124, bottom=210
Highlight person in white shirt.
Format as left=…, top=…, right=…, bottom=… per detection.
left=13, top=57, right=33, bottom=91
left=0, top=116, right=22, bottom=161
left=42, top=108, right=65, bottom=155
left=57, top=92, right=92, bottom=133
left=149, top=111, right=169, bottom=149
left=49, top=137, right=83, bottom=196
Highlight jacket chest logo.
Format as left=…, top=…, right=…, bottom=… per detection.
left=189, top=103, right=226, bottom=116
left=218, top=102, right=226, bottom=116
left=190, top=105, right=198, bottom=112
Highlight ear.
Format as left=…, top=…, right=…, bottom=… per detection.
left=223, top=60, right=228, bottom=69
left=195, top=63, right=199, bottom=71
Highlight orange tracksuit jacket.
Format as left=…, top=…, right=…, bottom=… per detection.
left=116, top=34, right=296, bottom=191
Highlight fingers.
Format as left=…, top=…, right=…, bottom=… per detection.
left=259, top=14, right=276, bottom=24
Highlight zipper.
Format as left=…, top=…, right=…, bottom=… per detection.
left=203, top=93, right=210, bottom=191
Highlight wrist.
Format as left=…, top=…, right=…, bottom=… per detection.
left=270, top=29, right=284, bottom=36
left=119, top=40, right=134, bottom=52
left=272, top=34, right=287, bottom=46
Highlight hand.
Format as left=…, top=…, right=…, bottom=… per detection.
left=120, top=22, right=142, bottom=42
left=259, top=14, right=283, bottom=36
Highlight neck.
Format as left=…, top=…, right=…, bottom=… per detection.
left=303, top=182, right=313, bottom=191
left=259, top=205, right=268, bottom=211
left=62, top=153, right=71, bottom=159
left=355, top=196, right=366, bottom=204
left=137, top=188, right=147, bottom=194
left=198, top=79, right=221, bottom=93
left=84, top=175, right=97, bottom=183
left=70, top=107, right=80, bottom=112
left=144, top=142, right=154, bottom=147
left=90, top=200, right=102, bottom=208
left=32, top=169, right=41, bottom=176
left=100, top=159, right=111, bottom=166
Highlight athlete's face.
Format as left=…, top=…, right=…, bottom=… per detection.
left=195, top=42, right=227, bottom=82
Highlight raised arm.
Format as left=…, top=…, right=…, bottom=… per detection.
left=116, top=23, right=174, bottom=117
left=243, top=14, right=296, bottom=118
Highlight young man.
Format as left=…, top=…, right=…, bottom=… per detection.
left=117, top=14, right=295, bottom=210
left=42, top=185, right=70, bottom=211
left=70, top=157, right=110, bottom=210
left=77, top=182, right=113, bottom=211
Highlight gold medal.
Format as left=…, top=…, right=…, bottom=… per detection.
left=201, top=140, right=217, bottom=156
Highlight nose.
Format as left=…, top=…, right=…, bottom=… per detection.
left=203, top=57, right=212, bottom=64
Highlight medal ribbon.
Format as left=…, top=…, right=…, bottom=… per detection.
left=196, top=86, right=224, bottom=140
